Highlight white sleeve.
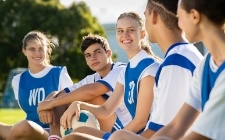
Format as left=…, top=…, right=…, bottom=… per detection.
left=97, top=66, right=125, bottom=91
left=117, top=67, right=126, bottom=85
left=11, top=74, right=21, bottom=100
left=58, top=66, right=73, bottom=90
left=65, top=74, right=96, bottom=93
left=185, top=60, right=205, bottom=111
left=140, top=62, right=159, bottom=79
left=185, top=57, right=206, bottom=112
left=191, top=70, right=225, bottom=140
left=150, top=66, right=193, bottom=127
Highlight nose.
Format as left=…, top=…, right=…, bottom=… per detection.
left=34, top=50, right=41, bottom=55
left=124, top=30, right=130, bottom=37
left=91, top=54, right=97, bottom=61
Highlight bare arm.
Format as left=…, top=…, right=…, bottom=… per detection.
left=182, top=132, right=211, bottom=140
left=124, top=76, right=154, bottom=133
left=44, top=90, right=65, bottom=100
left=60, top=82, right=124, bottom=129
left=150, top=103, right=199, bottom=140
left=38, top=82, right=109, bottom=112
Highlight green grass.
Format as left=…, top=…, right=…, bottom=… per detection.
left=0, top=108, right=26, bottom=125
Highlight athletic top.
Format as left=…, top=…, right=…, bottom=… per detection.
left=64, top=62, right=131, bottom=131
left=186, top=53, right=225, bottom=140
left=117, top=50, right=160, bottom=133
left=12, top=66, right=73, bottom=128
left=65, top=62, right=126, bottom=97
left=147, top=42, right=203, bottom=131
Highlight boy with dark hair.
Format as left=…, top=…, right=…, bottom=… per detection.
left=37, top=34, right=129, bottom=139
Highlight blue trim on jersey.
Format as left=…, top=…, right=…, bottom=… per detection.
left=155, top=54, right=196, bottom=87
left=124, top=58, right=155, bottom=118
left=116, top=63, right=127, bottom=67
left=102, top=132, right=111, bottom=140
left=164, top=42, right=188, bottom=57
left=201, top=54, right=225, bottom=110
left=111, top=117, right=124, bottom=132
left=64, top=87, right=70, bottom=93
left=148, top=122, right=164, bottom=131
left=111, top=63, right=114, bottom=70
left=97, top=80, right=114, bottom=91
left=101, top=94, right=110, bottom=100
left=124, top=58, right=155, bottom=133
left=18, top=66, right=62, bottom=128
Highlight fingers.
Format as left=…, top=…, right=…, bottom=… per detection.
left=60, top=110, right=74, bottom=129
left=66, top=111, right=73, bottom=129
left=75, top=103, right=81, bottom=121
left=38, top=110, right=53, bottom=124
left=60, top=102, right=80, bottom=129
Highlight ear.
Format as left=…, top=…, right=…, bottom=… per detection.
left=141, top=30, right=147, bottom=39
left=106, top=50, right=112, bottom=58
left=190, top=9, right=201, bottom=25
left=223, top=23, right=225, bottom=33
left=152, top=10, right=158, bottom=24
left=22, top=48, right=26, bottom=56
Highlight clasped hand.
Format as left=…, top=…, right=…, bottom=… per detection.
left=60, top=101, right=81, bottom=129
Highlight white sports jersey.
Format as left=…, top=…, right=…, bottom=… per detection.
left=186, top=53, right=225, bottom=140
left=147, top=42, right=203, bottom=131
left=65, top=62, right=131, bottom=128
left=118, top=50, right=160, bottom=130
left=65, top=62, right=125, bottom=97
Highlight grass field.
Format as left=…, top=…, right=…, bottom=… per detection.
left=0, top=108, right=26, bottom=125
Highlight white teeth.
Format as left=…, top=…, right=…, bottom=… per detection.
left=122, top=40, right=131, bottom=43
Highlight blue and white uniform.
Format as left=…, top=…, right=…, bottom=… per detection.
left=117, top=50, right=160, bottom=133
left=185, top=53, right=225, bottom=140
left=64, top=62, right=129, bottom=132
left=12, top=66, right=73, bottom=128
left=147, top=42, right=203, bottom=131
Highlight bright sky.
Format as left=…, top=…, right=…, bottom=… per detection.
left=60, top=0, right=147, bottom=23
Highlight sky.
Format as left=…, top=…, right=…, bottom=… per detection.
left=60, top=0, right=147, bottom=24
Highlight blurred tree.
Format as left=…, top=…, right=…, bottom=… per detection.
left=0, top=0, right=106, bottom=91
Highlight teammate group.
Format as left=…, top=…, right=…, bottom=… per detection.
left=0, top=0, right=225, bottom=140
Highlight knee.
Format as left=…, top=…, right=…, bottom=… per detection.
left=109, top=130, right=129, bottom=140
left=73, top=126, right=89, bottom=133
left=9, top=120, right=35, bottom=138
left=62, top=133, right=78, bottom=140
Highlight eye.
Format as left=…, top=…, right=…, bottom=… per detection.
left=27, top=48, right=35, bottom=52
left=38, top=47, right=45, bottom=52
left=130, top=28, right=135, bottom=32
left=85, top=54, right=90, bottom=58
left=117, top=30, right=123, bottom=33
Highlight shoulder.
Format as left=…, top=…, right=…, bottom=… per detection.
left=110, top=62, right=126, bottom=73
left=12, top=72, right=23, bottom=84
left=50, top=66, right=69, bottom=74
left=175, top=43, right=203, bottom=62
left=113, top=62, right=127, bottom=68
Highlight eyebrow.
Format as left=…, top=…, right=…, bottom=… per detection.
left=116, top=26, right=136, bottom=30
left=84, top=48, right=101, bottom=55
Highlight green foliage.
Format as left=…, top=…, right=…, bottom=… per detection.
left=0, top=0, right=106, bottom=91
left=0, top=108, right=26, bottom=124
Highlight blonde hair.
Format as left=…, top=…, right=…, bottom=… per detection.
left=117, top=12, right=161, bottom=61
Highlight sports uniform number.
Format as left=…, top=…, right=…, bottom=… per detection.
left=128, top=81, right=135, bottom=104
